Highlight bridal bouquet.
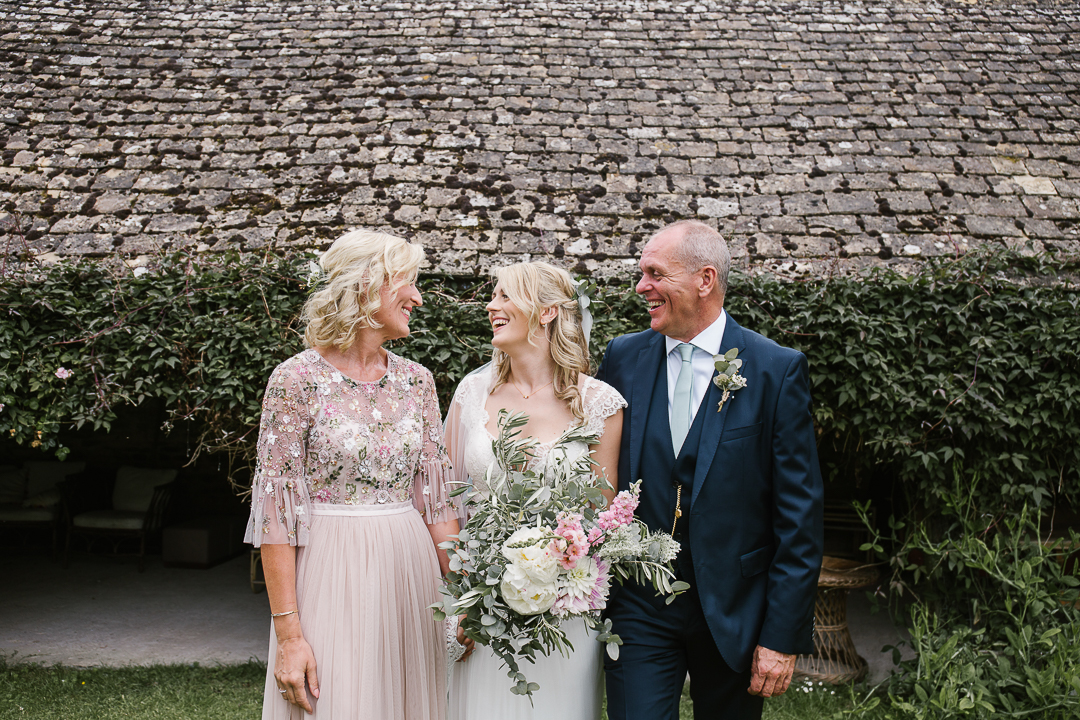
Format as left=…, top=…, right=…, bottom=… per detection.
left=432, top=410, right=688, bottom=697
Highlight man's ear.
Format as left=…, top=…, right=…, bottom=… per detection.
left=698, top=266, right=718, bottom=297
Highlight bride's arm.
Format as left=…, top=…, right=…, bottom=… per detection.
left=590, top=408, right=623, bottom=506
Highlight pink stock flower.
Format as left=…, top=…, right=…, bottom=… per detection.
left=549, top=512, right=590, bottom=570
left=597, top=484, right=640, bottom=531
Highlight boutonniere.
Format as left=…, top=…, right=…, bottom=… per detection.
left=712, top=349, right=747, bottom=413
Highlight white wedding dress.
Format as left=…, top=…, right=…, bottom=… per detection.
left=443, top=364, right=627, bottom=720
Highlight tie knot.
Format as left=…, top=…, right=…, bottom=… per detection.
left=677, top=343, right=694, bottom=362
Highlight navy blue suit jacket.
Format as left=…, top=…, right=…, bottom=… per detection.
left=596, top=314, right=824, bottom=672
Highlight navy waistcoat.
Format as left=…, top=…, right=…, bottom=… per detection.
left=637, top=366, right=709, bottom=581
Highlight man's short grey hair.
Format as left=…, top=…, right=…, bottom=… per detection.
left=651, top=219, right=731, bottom=296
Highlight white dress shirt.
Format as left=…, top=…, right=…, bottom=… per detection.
left=665, top=310, right=728, bottom=428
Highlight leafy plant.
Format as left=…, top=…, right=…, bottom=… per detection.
left=1, top=248, right=1077, bottom=509
left=851, top=469, right=1080, bottom=719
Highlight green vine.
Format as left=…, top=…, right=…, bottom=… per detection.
left=1, top=249, right=1077, bottom=508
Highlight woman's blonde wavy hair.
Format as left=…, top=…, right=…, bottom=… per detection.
left=302, top=230, right=423, bottom=352
left=490, top=261, right=591, bottom=422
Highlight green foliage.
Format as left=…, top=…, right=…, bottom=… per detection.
left=851, top=469, right=1080, bottom=720
left=0, top=253, right=306, bottom=476
left=1, top=249, right=1077, bottom=508
left=724, top=252, right=1080, bottom=508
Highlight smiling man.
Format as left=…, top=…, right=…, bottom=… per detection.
left=596, top=220, right=824, bottom=720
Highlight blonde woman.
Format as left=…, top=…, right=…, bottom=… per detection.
left=444, top=261, right=626, bottom=720
left=245, top=230, right=461, bottom=719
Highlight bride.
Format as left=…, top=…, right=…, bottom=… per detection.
left=443, top=261, right=626, bottom=720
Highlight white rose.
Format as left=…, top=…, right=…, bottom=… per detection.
left=500, top=564, right=558, bottom=616
left=502, top=527, right=560, bottom=585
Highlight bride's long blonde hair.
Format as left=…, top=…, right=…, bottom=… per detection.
left=490, top=262, right=591, bottom=422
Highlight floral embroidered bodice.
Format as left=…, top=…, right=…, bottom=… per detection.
left=244, top=348, right=456, bottom=547
left=447, top=365, right=627, bottom=498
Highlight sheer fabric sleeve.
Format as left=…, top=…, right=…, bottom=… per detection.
left=244, top=361, right=313, bottom=548
left=412, top=367, right=458, bottom=525
left=582, top=379, right=628, bottom=439
left=442, top=373, right=477, bottom=524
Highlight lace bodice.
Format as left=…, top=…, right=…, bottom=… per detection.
left=445, top=365, right=627, bottom=498
left=244, top=349, right=457, bottom=547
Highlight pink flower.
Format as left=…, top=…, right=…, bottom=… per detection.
left=54, top=367, right=73, bottom=380
left=588, top=558, right=612, bottom=611
left=551, top=592, right=590, bottom=617
left=587, top=527, right=603, bottom=545
left=597, top=484, right=640, bottom=531
left=549, top=512, right=590, bottom=570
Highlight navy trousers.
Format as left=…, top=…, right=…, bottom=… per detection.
left=604, top=585, right=764, bottom=720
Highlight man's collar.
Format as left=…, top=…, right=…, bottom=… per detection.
left=664, top=309, right=728, bottom=356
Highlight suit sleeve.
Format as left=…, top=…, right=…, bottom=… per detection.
left=595, top=338, right=616, bottom=383
left=757, top=351, right=824, bottom=656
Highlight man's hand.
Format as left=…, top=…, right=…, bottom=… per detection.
left=747, top=645, right=795, bottom=698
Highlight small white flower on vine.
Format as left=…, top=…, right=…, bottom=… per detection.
left=54, top=367, right=73, bottom=380
left=712, top=349, right=747, bottom=413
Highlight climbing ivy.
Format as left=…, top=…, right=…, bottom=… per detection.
left=0, top=249, right=1076, bottom=507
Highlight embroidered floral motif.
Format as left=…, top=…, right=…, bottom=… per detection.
left=246, top=349, right=457, bottom=546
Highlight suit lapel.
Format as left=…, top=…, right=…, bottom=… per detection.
left=690, top=315, right=747, bottom=509
left=629, top=332, right=667, bottom=485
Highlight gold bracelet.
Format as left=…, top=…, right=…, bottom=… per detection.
left=271, top=610, right=297, bottom=618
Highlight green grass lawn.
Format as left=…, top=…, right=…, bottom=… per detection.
left=0, top=661, right=865, bottom=719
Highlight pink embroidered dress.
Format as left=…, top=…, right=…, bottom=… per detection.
left=245, top=348, right=457, bottom=720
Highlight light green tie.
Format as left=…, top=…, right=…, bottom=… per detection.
left=671, top=342, right=695, bottom=455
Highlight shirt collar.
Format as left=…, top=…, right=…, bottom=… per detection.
left=664, top=309, right=728, bottom=357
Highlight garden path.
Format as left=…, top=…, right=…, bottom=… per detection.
left=1, top=550, right=909, bottom=684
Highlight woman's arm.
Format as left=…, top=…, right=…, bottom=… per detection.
left=262, top=543, right=319, bottom=714
left=590, top=408, right=623, bottom=506
left=426, top=518, right=460, bottom=576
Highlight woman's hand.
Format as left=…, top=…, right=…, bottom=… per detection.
left=456, top=614, right=475, bottom=662
left=275, top=633, right=320, bottom=713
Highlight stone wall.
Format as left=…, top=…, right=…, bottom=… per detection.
left=1, top=0, right=1078, bottom=279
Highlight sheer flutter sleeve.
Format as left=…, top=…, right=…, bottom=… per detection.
left=442, top=373, right=477, bottom=525
left=244, top=360, right=313, bottom=548
left=412, top=367, right=458, bottom=525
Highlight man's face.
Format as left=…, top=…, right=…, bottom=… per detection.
left=635, top=228, right=706, bottom=342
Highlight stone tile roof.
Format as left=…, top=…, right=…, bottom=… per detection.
left=1, top=0, right=1078, bottom=278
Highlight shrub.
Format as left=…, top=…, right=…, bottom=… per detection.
left=0, top=249, right=1077, bottom=509
left=852, top=469, right=1080, bottom=719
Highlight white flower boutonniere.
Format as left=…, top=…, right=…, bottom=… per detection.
left=712, top=348, right=747, bottom=413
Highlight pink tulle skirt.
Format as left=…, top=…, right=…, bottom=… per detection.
left=261, top=502, right=447, bottom=719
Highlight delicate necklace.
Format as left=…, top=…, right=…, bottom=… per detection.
left=510, top=377, right=553, bottom=400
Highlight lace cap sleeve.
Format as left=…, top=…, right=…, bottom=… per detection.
left=582, top=377, right=627, bottom=440
left=244, top=356, right=313, bottom=548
